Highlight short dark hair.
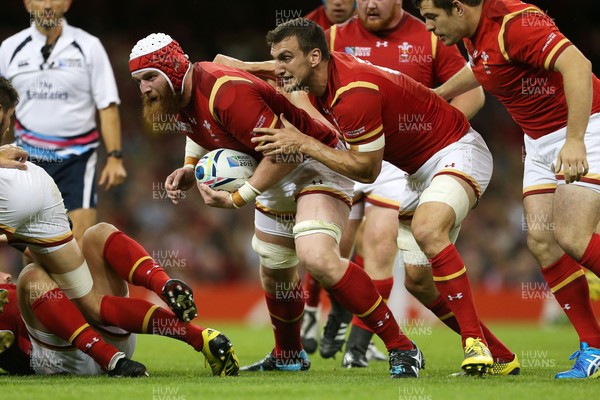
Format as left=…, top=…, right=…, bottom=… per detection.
left=266, top=18, right=330, bottom=61
left=0, top=77, right=19, bottom=111
left=412, top=0, right=482, bottom=14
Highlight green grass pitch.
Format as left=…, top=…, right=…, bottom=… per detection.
left=1, top=323, right=597, bottom=400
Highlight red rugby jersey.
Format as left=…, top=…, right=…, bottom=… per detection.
left=305, top=5, right=333, bottom=31
left=463, top=0, right=600, bottom=139
left=327, top=13, right=466, bottom=87
left=314, top=52, right=470, bottom=174
left=178, top=63, right=339, bottom=159
left=0, top=283, right=32, bottom=374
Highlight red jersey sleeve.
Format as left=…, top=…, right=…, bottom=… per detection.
left=332, top=83, right=384, bottom=152
left=502, top=11, right=572, bottom=71
left=211, top=79, right=280, bottom=150
left=432, top=36, right=468, bottom=84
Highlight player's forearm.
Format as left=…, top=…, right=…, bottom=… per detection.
left=559, top=51, right=593, bottom=141
left=98, top=104, right=123, bottom=152
left=213, top=54, right=276, bottom=80
left=247, top=156, right=297, bottom=193
left=448, top=86, right=485, bottom=120
left=300, top=138, right=380, bottom=183
left=245, top=60, right=277, bottom=80
left=435, top=64, right=480, bottom=101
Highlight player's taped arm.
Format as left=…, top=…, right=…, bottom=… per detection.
left=230, top=156, right=297, bottom=208
left=183, top=137, right=208, bottom=169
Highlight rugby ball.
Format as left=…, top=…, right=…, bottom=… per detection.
left=195, top=148, right=258, bottom=192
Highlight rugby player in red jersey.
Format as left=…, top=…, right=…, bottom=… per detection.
left=306, top=0, right=357, bottom=30
left=129, top=33, right=424, bottom=378
left=315, top=0, right=516, bottom=375
left=413, top=0, right=600, bottom=379
left=251, top=18, right=497, bottom=375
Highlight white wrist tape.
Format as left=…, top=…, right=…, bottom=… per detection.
left=238, top=181, right=261, bottom=204
left=185, top=137, right=208, bottom=160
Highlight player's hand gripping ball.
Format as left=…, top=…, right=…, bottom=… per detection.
left=195, top=149, right=258, bottom=192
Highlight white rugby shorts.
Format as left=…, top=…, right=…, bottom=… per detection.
left=523, top=112, right=600, bottom=196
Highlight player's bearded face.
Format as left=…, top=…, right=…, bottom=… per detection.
left=359, top=0, right=398, bottom=31
left=141, top=81, right=182, bottom=125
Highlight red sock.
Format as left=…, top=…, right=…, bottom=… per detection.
left=100, top=295, right=204, bottom=351
left=303, top=272, right=321, bottom=308
left=103, top=231, right=171, bottom=298
left=426, top=295, right=514, bottom=361
left=352, top=277, right=394, bottom=332
left=580, top=233, right=600, bottom=276
left=265, top=284, right=304, bottom=357
left=430, top=244, right=485, bottom=345
left=542, top=253, right=600, bottom=347
left=329, top=262, right=412, bottom=351
left=31, top=288, right=118, bottom=370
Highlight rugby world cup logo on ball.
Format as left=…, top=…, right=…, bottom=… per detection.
left=195, top=148, right=258, bottom=192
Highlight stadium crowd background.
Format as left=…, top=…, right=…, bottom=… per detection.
left=0, top=0, right=598, bottom=291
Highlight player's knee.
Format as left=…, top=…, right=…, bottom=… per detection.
left=17, top=264, right=58, bottom=303
left=411, top=223, right=445, bottom=255
left=82, top=222, right=118, bottom=248
left=293, top=219, right=343, bottom=277
left=18, top=264, right=51, bottom=290
left=298, top=247, right=337, bottom=279
left=252, top=235, right=298, bottom=270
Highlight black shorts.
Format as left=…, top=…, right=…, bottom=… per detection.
left=35, top=149, right=98, bottom=212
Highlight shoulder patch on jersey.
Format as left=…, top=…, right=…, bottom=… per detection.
left=498, top=6, right=544, bottom=62
left=331, top=81, right=379, bottom=107
left=208, top=76, right=253, bottom=124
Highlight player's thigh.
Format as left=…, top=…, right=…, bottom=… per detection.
left=294, top=194, right=350, bottom=278
left=295, top=193, right=349, bottom=253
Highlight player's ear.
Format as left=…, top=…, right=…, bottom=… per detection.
left=309, top=48, right=322, bottom=67
left=23, top=0, right=31, bottom=13
left=453, top=1, right=464, bottom=16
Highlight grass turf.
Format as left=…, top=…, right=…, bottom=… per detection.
left=1, top=323, right=597, bottom=400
